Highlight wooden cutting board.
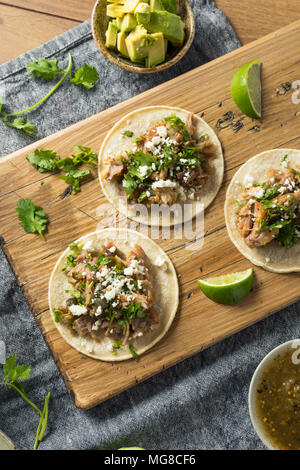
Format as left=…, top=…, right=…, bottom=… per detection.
left=1, top=20, right=300, bottom=409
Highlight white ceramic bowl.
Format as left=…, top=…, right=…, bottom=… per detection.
left=248, top=339, right=300, bottom=450
left=0, top=430, right=17, bottom=450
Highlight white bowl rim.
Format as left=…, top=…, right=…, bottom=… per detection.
left=0, top=429, right=17, bottom=450
left=248, top=338, right=300, bottom=450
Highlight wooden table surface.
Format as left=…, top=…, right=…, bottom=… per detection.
left=0, top=1, right=299, bottom=64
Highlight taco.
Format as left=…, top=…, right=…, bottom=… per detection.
left=225, top=149, right=300, bottom=273
left=48, top=229, right=179, bottom=361
left=99, top=106, right=224, bottom=226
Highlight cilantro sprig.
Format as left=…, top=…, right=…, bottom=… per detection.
left=59, top=169, right=91, bottom=194
left=26, top=145, right=97, bottom=193
left=129, top=344, right=139, bottom=360
left=26, top=149, right=60, bottom=173
left=164, top=113, right=190, bottom=141
left=86, top=252, right=112, bottom=271
left=0, top=354, right=51, bottom=450
left=26, top=58, right=63, bottom=80
left=70, top=64, right=99, bottom=89
left=122, top=130, right=134, bottom=138
left=254, top=183, right=300, bottom=248
left=16, top=198, right=48, bottom=240
left=0, top=54, right=99, bottom=135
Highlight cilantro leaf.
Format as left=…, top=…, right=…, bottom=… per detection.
left=56, top=146, right=97, bottom=171
left=70, top=64, right=99, bottom=89
left=3, top=354, right=31, bottom=383
left=62, top=254, right=77, bottom=272
left=53, top=308, right=63, bottom=323
left=122, top=131, right=134, bottom=137
left=276, top=224, right=299, bottom=248
left=2, top=117, right=37, bottom=135
left=85, top=253, right=112, bottom=272
left=0, top=96, right=3, bottom=114
left=26, top=149, right=60, bottom=173
left=129, top=344, right=139, bottom=360
left=113, top=340, right=122, bottom=350
left=26, top=58, right=63, bottom=80
left=69, top=242, right=82, bottom=254
left=256, top=186, right=280, bottom=201
left=164, top=114, right=185, bottom=127
left=164, top=113, right=190, bottom=141
left=122, top=173, right=138, bottom=197
left=16, top=198, right=48, bottom=239
left=65, top=289, right=84, bottom=305
left=59, top=169, right=91, bottom=193
left=3, top=354, right=17, bottom=381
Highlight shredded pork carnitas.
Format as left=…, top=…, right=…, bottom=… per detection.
left=102, top=113, right=217, bottom=205
left=55, top=241, right=159, bottom=349
left=236, top=163, right=300, bottom=249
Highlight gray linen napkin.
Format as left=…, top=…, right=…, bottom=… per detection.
left=0, top=1, right=297, bottom=451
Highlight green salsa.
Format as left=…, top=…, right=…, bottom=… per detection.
left=255, top=348, right=300, bottom=450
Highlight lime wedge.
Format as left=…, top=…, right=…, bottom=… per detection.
left=231, top=60, right=262, bottom=119
left=198, top=268, right=254, bottom=305
left=118, top=447, right=145, bottom=450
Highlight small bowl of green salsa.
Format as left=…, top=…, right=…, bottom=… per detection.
left=249, top=340, right=300, bottom=450
left=91, top=0, right=195, bottom=73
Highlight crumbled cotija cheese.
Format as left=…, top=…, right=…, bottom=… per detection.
left=95, top=305, right=102, bottom=316
left=69, top=304, right=88, bottom=316
left=151, top=136, right=161, bottom=146
left=138, top=165, right=149, bottom=177
left=145, top=141, right=155, bottom=152
left=152, top=180, right=177, bottom=189
left=92, top=320, right=102, bottom=331
left=156, top=126, right=168, bottom=138
left=83, top=239, right=97, bottom=252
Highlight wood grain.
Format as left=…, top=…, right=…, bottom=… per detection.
left=215, top=0, right=300, bottom=45
left=0, top=3, right=79, bottom=64
left=0, top=0, right=94, bottom=21
left=1, top=20, right=300, bottom=409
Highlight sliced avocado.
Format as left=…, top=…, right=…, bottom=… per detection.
left=147, top=11, right=184, bottom=46
left=146, top=32, right=165, bottom=67
left=125, top=25, right=153, bottom=62
left=161, top=0, right=177, bottom=14
left=111, top=19, right=121, bottom=31
left=150, top=0, right=165, bottom=11
left=117, top=32, right=130, bottom=57
left=134, top=2, right=150, bottom=13
left=135, top=11, right=151, bottom=25
left=123, top=0, right=140, bottom=13
left=105, top=21, right=118, bottom=49
left=107, top=3, right=125, bottom=18
left=120, top=13, right=137, bottom=33
left=116, top=17, right=123, bottom=29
